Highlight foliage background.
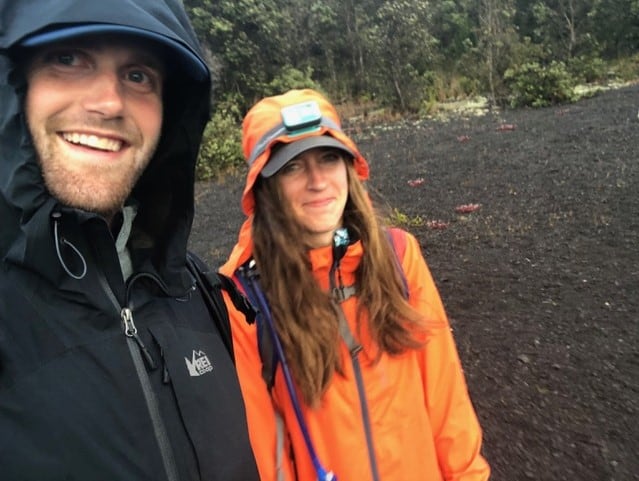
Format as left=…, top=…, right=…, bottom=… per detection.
left=184, top=0, right=639, bottom=178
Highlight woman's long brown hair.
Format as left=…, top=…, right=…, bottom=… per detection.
left=252, top=160, right=427, bottom=406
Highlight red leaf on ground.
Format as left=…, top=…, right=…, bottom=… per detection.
left=426, top=220, right=449, bottom=230
left=496, top=123, right=516, bottom=131
left=457, top=135, right=471, bottom=142
left=455, top=203, right=481, bottom=214
left=407, top=177, right=425, bottom=187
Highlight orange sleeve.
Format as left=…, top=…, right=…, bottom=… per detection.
left=401, top=232, right=490, bottom=481
left=223, top=290, right=297, bottom=481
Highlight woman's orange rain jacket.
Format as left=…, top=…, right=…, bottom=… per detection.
left=220, top=219, right=490, bottom=481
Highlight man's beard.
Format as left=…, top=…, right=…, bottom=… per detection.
left=30, top=117, right=160, bottom=219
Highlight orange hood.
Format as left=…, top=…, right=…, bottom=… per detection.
left=240, top=88, right=369, bottom=215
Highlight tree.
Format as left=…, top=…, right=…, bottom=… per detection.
left=370, top=0, right=438, bottom=110
left=476, top=0, right=519, bottom=106
left=429, top=0, right=477, bottom=66
left=185, top=0, right=294, bottom=112
left=590, top=0, right=639, bottom=57
left=521, top=0, right=598, bottom=59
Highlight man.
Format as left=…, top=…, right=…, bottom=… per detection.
left=0, top=1, right=260, bottom=480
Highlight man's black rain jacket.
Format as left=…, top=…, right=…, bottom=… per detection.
left=0, top=1, right=260, bottom=480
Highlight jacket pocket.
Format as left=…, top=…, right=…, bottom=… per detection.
left=148, top=321, right=258, bottom=481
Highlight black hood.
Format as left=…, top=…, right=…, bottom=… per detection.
left=0, top=0, right=211, bottom=295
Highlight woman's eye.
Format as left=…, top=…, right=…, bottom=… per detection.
left=320, top=151, right=341, bottom=163
left=281, top=160, right=302, bottom=175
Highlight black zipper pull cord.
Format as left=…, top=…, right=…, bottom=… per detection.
left=160, top=346, right=170, bottom=384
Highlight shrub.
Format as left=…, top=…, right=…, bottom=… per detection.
left=196, top=106, right=243, bottom=181
left=567, top=55, right=607, bottom=84
left=608, top=54, right=639, bottom=82
left=504, top=61, right=577, bottom=108
left=264, top=66, right=320, bottom=97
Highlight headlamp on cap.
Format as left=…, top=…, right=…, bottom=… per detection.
left=281, top=101, right=323, bottom=135
left=247, top=100, right=341, bottom=167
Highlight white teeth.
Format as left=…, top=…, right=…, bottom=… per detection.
left=62, top=132, right=123, bottom=152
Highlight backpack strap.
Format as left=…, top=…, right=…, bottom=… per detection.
left=217, top=271, right=257, bottom=325
left=231, top=231, right=409, bottom=481
left=186, top=251, right=256, bottom=362
left=386, top=227, right=409, bottom=298
left=234, top=259, right=279, bottom=390
left=235, top=258, right=336, bottom=481
left=235, top=229, right=410, bottom=384
left=332, top=299, right=381, bottom=481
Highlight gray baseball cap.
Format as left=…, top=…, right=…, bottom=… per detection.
left=261, top=135, right=354, bottom=178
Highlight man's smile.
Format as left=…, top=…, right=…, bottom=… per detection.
left=61, top=132, right=125, bottom=152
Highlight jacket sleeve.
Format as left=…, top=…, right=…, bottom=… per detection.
left=223, top=290, right=297, bottom=481
left=401, top=232, right=490, bottom=481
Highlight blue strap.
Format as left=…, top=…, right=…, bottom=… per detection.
left=236, top=263, right=337, bottom=481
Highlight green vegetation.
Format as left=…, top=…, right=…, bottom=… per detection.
left=196, top=103, right=243, bottom=181
left=386, top=208, right=425, bottom=227
left=504, top=61, right=577, bottom=107
left=187, top=0, right=639, bottom=179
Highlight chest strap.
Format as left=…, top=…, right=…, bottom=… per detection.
left=331, top=284, right=357, bottom=302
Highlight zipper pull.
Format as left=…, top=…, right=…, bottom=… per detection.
left=121, top=307, right=157, bottom=370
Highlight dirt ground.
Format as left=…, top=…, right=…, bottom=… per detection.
left=190, top=83, right=639, bottom=481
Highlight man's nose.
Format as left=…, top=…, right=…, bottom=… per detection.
left=81, top=71, right=125, bottom=117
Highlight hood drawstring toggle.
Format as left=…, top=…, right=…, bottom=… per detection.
left=330, top=228, right=356, bottom=303
left=52, top=211, right=87, bottom=280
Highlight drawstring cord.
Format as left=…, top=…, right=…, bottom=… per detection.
left=52, top=212, right=87, bottom=280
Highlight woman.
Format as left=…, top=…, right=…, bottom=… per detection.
left=220, top=89, right=490, bottom=481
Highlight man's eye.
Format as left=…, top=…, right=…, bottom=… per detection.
left=42, top=50, right=81, bottom=67
left=56, top=53, right=76, bottom=65
left=36, top=49, right=90, bottom=70
left=124, top=68, right=162, bottom=93
left=127, top=70, right=149, bottom=84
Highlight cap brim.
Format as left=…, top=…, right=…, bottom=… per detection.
left=261, top=136, right=355, bottom=178
left=20, top=24, right=209, bottom=82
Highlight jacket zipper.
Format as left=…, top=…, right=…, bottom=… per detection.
left=96, top=270, right=181, bottom=481
left=122, top=307, right=157, bottom=369
left=121, top=307, right=179, bottom=481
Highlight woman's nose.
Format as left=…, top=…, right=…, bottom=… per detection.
left=305, top=162, right=327, bottom=188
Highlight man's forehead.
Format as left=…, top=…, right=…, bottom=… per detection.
left=17, top=23, right=208, bottom=82
left=34, top=33, right=165, bottom=69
